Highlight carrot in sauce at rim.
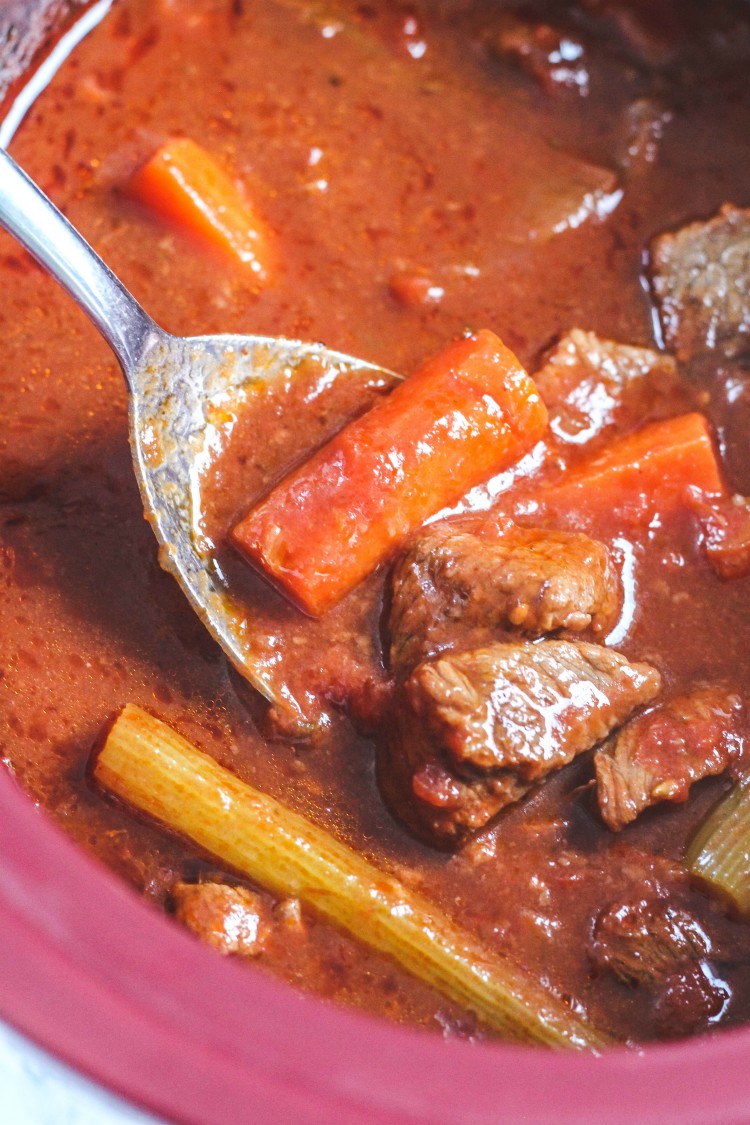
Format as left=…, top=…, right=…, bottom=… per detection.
left=535, top=412, right=724, bottom=526
left=231, top=329, right=548, bottom=616
left=129, top=137, right=270, bottom=279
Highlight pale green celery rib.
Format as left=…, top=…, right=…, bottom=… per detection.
left=95, top=704, right=611, bottom=1050
left=687, top=775, right=750, bottom=917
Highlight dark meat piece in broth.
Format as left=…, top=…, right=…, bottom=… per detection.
left=595, top=686, right=744, bottom=831
left=533, top=328, right=681, bottom=447
left=590, top=897, right=730, bottom=1037
left=589, top=898, right=711, bottom=986
left=388, top=517, right=620, bottom=673
left=172, top=882, right=270, bottom=957
left=410, top=641, right=660, bottom=774
left=380, top=639, right=660, bottom=845
left=688, top=489, right=750, bottom=580
left=649, top=204, right=750, bottom=361
left=654, top=963, right=730, bottom=1038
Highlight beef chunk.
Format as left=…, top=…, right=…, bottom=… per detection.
left=172, top=882, right=270, bottom=957
left=404, top=759, right=530, bottom=843
left=589, top=898, right=711, bottom=986
left=590, top=895, right=731, bottom=1036
left=595, top=687, right=744, bottom=831
left=654, top=963, right=730, bottom=1038
left=688, top=488, right=750, bottom=580
left=409, top=641, right=660, bottom=774
left=485, top=14, right=589, bottom=95
left=588, top=895, right=732, bottom=1036
left=533, top=328, right=681, bottom=447
left=649, top=204, right=750, bottom=361
left=379, top=639, right=660, bottom=845
left=388, top=517, right=620, bottom=673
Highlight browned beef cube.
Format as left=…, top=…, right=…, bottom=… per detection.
left=388, top=517, right=620, bottom=673
left=589, top=893, right=731, bottom=1036
left=595, top=687, right=744, bottom=831
left=688, top=489, right=750, bottom=580
left=409, top=641, right=660, bottom=775
left=589, top=891, right=728, bottom=1030
left=589, top=898, right=711, bottom=986
left=649, top=204, right=750, bottom=361
left=379, top=639, right=660, bottom=846
left=534, top=328, right=681, bottom=446
left=172, top=882, right=269, bottom=957
left=654, top=963, right=730, bottom=1038
left=387, top=755, right=530, bottom=845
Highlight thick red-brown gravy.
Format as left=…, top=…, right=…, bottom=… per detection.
left=2, top=0, right=750, bottom=1043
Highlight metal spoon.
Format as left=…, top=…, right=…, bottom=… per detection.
left=0, top=148, right=395, bottom=724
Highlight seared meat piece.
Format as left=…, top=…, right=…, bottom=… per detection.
left=379, top=711, right=528, bottom=846
left=589, top=898, right=711, bottom=986
left=654, top=963, right=730, bottom=1038
left=591, top=894, right=730, bottom=1037
left=379, top=639, right=660, bottom=845
left=590, top=895, right=731, bottom=1036
left=388, top=517, right=620, bottom=673
left=409, top=641, right=660, bottom=774
left=595, top=686, right=743, bottom=831
left=688, top=489, right=750, bottom=580
left=533, top=328, right=681, bottom=447
left=172, top=882, right=270, bottom=957
left=402, top=759, right=530, bottom=844
left=649, top=204, right=750, bottom=361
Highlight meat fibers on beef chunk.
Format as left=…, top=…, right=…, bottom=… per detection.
left=595, top=686, right=744, bottom=831
left=172, top=882, right=270, bottom=956
left=379, top=705, right=529, bottom=846
left=589, top=898, right=711, bottom=986
left=533, top=328, right=681, bottom=446
left=388, top=517, right=620, bottom=673
left=649, top=204, right=750, bottom=361
left=379, top=639, right=660, bottom=845
left=409, top=641, right=660, bottom=775
left=589, top=894, right=731, bottom=1037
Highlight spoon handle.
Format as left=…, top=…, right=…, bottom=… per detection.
left=0, top=147, right=157, bottom=379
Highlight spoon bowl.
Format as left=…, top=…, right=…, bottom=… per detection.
left=0, top=148, right=393, bottom=722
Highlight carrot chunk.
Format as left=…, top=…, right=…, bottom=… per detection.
left=537, top=413, right=725, bottom=525
left=130, top=138, right=270, bottom=278
left=232, top=330, right=548, bottom=616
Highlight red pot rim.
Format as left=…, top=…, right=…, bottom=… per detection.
left=0, top=767, right=749, bottom=1125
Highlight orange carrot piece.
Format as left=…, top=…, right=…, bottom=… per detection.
left=537, top=413, right=724, bottom=525
left=130, top=138, right=269, bottom=278
left=232, top=330, right=548, bottom=616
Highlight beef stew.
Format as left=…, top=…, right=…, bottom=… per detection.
left=2, top=0, right=750, bottom=1047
